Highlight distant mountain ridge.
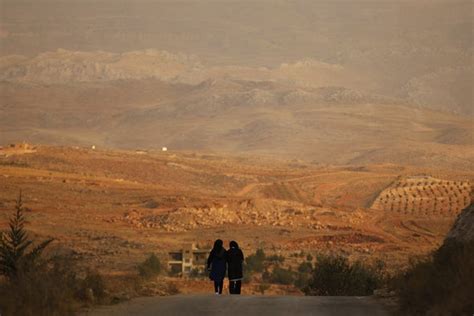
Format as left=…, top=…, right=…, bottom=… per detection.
left=0, top=49, right=359, bottom=88
left=1, top=48, right=471, bottom=116
left=0, top=49, right=202, bottom=84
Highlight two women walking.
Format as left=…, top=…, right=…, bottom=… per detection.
left=207, top=239, right=244, bottom=295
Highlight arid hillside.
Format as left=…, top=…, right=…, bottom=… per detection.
left=1, top=72, right=473, bottom=169
left=0, top=145, right=472, bottom=275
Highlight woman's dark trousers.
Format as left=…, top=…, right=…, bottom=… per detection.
left=229, top=280, right=242, bottom=294
left=214, top=280, right=223, bottom=294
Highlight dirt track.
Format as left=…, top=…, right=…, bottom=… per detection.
left=85, top=295, right=390, bottom=316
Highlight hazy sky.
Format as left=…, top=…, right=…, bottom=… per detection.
left=1, top=0, right=471, bottom=64
left=1, top=0, right=471, bottom=111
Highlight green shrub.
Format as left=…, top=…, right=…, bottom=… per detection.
left=138, top=253, right=162, bottom=279
left=394, top=240, right=474, bottom=315
left=77, top=270, right=107, bottom=303
left=1, top=256, right=109, bottom=315
left=266, top=254, right=285, bottom=264
left=294, top=272, right=310, bottom=289
left=245, top=248, right=266, bottom=273
left=0, top=256, right=79, bottom=316
left=304, top=254, right=384, bottom=296
left=264, top=266, right=294, bottom=285
left=242, top=271, right=253, bottom=284
left=297, top=261, right=313, bottom=274
left=293, top=261, right=313, bottom=290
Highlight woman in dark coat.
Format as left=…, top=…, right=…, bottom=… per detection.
left=227, top=240, right=244, bottom=294
left=207, top=239, right=227, bottom=295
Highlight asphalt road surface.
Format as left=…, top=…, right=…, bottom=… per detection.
left=86, top=295, right=390, bottom=316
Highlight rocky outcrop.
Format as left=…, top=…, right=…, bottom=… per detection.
left=115, top=200, right=330, bottom=232
left=445, top=201, right=474, bottom=243
left=0, top=49, right=202, bottom=84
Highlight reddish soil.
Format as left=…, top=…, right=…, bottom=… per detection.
left=0, top=145, right=472, bottom=282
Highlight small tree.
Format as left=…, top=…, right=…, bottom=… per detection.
left=138, top=253, right=162, bottom=279
left=265, top=266, right=294, bottom=285
left=266, top=254, right=285, bottom=264
left=0, top=192, right=53, bottom=280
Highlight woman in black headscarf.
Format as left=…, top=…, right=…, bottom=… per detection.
left=227, top=240, right=244, bottom=294
left=207, top=239, right=227, bottom=295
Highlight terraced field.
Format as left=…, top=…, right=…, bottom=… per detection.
left=371, top=176, right=471, bottom=216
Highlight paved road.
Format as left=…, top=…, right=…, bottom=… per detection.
left=86, top=295, right=390, bottom=316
